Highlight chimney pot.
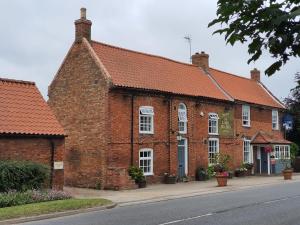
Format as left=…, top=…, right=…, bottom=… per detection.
left=75, top=8, right=92, bottom=42
left=250, top=68, right=260, bottom=82
left=80, top=8, right=87, bottom=19
left=192, top=51, right=209, bottom=71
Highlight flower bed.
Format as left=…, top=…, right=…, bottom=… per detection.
left=0, top=190, right=71, bottom=208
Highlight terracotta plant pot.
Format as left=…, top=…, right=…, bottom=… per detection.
left=283, top=169, right=293, bottom=180
left=215, top=174, right=228, bottom=187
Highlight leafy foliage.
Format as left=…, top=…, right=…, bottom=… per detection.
left=290, top=142, right=300, bottom=161
left=0, top=189, right=71, bottom=208
left=128, top=166, right=145, bottom=183
left=0, top=161, right=50, bottom=192
left=211, top=153, right=231, bottom=173
left=285, top=72, right=300, bottom=147
left=209, top=0, right=300, bottom=76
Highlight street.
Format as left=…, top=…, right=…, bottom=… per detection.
left=22, top=181, right=300, bottom=225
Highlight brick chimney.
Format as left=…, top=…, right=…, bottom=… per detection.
left=192, top=51, right=209, bottom=71
left=75, top=8, right=92, bottom=42
left=250, top=68, right=260, bottom=82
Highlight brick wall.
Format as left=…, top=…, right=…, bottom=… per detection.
left=0, top=137, right=64, bottom=190
left=108, top=90, right=240, bottom=182
left=48, top=40, right=111, bottom=189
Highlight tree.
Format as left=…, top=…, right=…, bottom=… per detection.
left=209, top=0, right=300, bottom=76
left=285, top=72, right=300, bottom=148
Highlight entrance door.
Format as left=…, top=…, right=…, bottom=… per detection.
left=261, top=147, right=268, bottom=173
left=178, top=139, right=187, bottom=179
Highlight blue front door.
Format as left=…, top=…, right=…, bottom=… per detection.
left=178, top=139, right=186, bottom=179
left=261, top=147, right=268, bottom=173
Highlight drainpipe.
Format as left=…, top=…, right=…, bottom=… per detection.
left=168, top=98, right=172, bottom=173
left=130, top=95, right=134, bottom=166
left=49, top=140, right=55, bottom=189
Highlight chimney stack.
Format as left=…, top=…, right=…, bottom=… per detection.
left=75, top=8, right=92, bottom=42
left=192, top=51, right=209, bottom=71
left=250, top=68, right=260, bottom=82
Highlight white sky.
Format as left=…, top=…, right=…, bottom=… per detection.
left=0, top=0, right=298, bottom=101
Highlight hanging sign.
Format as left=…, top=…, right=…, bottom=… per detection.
left=282, top=114, right=293, bottom=131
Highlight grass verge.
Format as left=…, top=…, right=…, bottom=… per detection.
left=0, top=198, right=112, bottom=221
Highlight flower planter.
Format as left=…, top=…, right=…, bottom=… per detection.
left=138, top=180, right=147, bottom=188
left=234, top=170, right=245, bottom=177
left=283, top=169, right=293, bottom=180
left=215, top=174, right=228, bottom=187
left=165, top=176, right=177, bottom=184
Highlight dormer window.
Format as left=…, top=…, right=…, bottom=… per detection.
left=178, top=103, right=187, bottom=134
left=242, top=105, right=250, bottom=127
left=139, top=106, right=154, bottom=134
left=208, top=113, right=219, bottom=135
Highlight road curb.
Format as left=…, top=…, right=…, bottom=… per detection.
left=118, top=179, right=300, bottom=206
left=0, top=203, right=117, bottom=225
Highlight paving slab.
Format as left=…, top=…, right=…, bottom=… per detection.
left=65, top=174, right=300, bottom=206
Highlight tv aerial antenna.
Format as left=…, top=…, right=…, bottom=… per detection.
left=184, top=35, right=192, bottom=63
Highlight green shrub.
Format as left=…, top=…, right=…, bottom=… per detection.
left=0, top=190, right=71, bottom=208
left=128, top=166, right=145, bottom=183
left=0, top=161, right=50, bottom=192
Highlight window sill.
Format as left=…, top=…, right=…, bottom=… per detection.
left=144, top=173, right=154, bottom=176
left=242, top=125, right=251, bottom=128
left=208, top=133, right=219, bottom=136
left=139, top=132, right=154, bottom=135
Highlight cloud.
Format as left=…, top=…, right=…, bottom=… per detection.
left=0, top=0, right=297, bottom=101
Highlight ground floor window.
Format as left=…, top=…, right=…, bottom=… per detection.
left=208, top=138, right=219, bottom=165
left=274, top=145, right=290, bottom=159
left=243, top=139, right=251, bottom=163
left=139, top=148, right=153, bottom=175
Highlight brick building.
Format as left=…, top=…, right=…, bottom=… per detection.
left=0, top=78, right=65, bottom=190
left=48, top=9, right=291, bottom=189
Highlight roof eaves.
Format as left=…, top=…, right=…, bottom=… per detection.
left=111, top=84, right=233, bottom=103
left=258, top=82, right=286, bottom=109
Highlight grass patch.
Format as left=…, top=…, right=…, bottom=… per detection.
left=0, top=198, right=112, bottom=221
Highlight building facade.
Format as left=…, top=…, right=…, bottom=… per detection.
left=0, top=78, right=65, bottom=190
left=48, top=9, right=290, bottom=189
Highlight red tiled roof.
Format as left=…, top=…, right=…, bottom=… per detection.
left=209, top=68, right=285, bottom=108
left=251, top=131, right=291, bottom=145
left=91, top=41, right=230, bottom=101
left=0, top=78, right=65, bottom=136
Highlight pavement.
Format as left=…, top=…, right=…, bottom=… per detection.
left=21, top=176, right=300, bottom=225
left=65, top=173, right=300, bottom=206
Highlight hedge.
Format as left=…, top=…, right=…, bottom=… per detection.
left=0, top=161, right=50, bottom=192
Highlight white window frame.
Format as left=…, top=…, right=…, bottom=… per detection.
left=139, top=148, right=153, bottom=176
left=243, top=139, right=252, bottom=163
left=139, top=106, right=154, bottom=134
left=208, top=113, right=219, bottom=135
left=272, top=109, right=279, bottom=130
left=242, top=105, right=251, bottom=127
left=274, top=145, right=290, bottom=159
left=208, top=138, right=219, bottom=165
left=178, top=103, right=187, bottom=134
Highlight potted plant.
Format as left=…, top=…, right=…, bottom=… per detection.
left=281, top=159, right=293, bottom=180
left=243, top=163, right=254, bottom=176
left=213, top=153, right=231, bottom=187
left=234, top=167, right=247, bottom=177
left=195, top=167, right=209, bottom=181
left=128, top=166, right=147, bottom=188
left=164, top=173, right=177, bottom=184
